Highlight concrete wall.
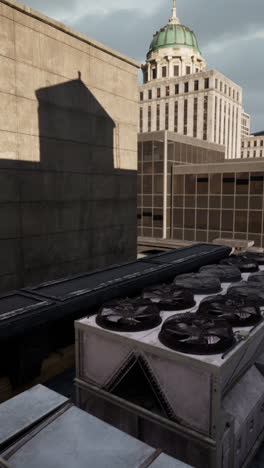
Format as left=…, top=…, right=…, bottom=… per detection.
left=0, top=0, right=139, bottom=292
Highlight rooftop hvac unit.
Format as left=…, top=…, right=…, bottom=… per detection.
left=75, top=265, right=264, bottom=468
left=0, top=385, right=192, bottom=468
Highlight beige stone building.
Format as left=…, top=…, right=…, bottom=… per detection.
left=241, top=111, right=251, bottom=138
left=0, top=0, right=139, bottom=292
left=241, top=132, right=264, bottom=159
left=139, top=1, right=243, bottom=159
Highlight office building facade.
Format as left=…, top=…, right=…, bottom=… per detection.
left=137, top=132, right=264, bottom=248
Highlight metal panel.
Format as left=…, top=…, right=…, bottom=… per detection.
left=76, top=380, right=217, bottom=468
left=24, top=261, right=166, bottom=301
left=143, top=244, right=231, bottom=265
left=223, top=366, right=264, bottom=467
left=255, top=352, right=264, bottom=376
left=0, top=291, right=55, bottom=338
left=0, top=292, right=51, bottom=319
left=0, top=385, right=68, bottom=449
left=7, top=406, right=156, bottom=468
left=144, top=351, right=212, bottom=434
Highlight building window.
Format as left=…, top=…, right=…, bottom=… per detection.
left=219, top=99, right=222, bottom=144
left=156, top=104, right=160, bottom=131
left=148, top=106, right=151, bottom=132
left=148, top=89, right=152, bottom=99
left=247, top=151, right=250, bottom=157
left=260, top=150, right=263, bottom=157
left=214, top=96, right=217, bottom=143
left=227, top=104, right=231, bottom=156
left=165, top=103, right=169, bottom=130
left=237, top=92, right=239, bottom=101
left=224, top=84, right=227, bottom=94
left=261, top=140, right=264, bottom=146
left=157, top=88, right=160, bottom=98
left=166, top=86, right=170, bottom=96
left=254, top=150, right=256, bottom=157
left=152, top=68, right=157, bottom=80
left=184, top=99, right=188, bottom=135
left=184, top=82, right=189, bottom=93
left=194, top=80, right=199, bottom=91
left=186, top=66, right=191, bottom=75
left=175, top=84, right=179, bottom=95
left=220, top=81, right=223, bottom=92
left=174, top=65, right=179, bottom=77
left=242, top=141, right=244, bottom=148
left=196, top=68, right=199, bottom=73
left=204, top=78, right=209, bottom=89
left=215, top=78, right=218, bottom=89
left=174, top=101, right=178, bottom=133
left=162, top=66, right=167, bottom=78
left=236, top=108, right=239, bottom=155
left=140, top=92, right=143, bottom=101
left=229, top=87, right=231, bottom=97
left=193, top=97, right=198, bottom=138
left=248, top=141, right=251, bottom=147
left=203, top=96, right=208, bottom=140
left=139, top=107, right=143, bottom=133
left=223, top=102, right=226, bottom=145
left=233, top=89, right=235, bottom=99
left=254, top=140, right=257, bottom=147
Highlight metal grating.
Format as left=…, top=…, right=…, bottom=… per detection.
left=27, top=261, right=161, bottom=300
left=0, top=294, right=46, bottom=317
left=144, top=244, right=231, bottom=265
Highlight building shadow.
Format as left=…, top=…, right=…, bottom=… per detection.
left=0, top=74, right=137, bottom=292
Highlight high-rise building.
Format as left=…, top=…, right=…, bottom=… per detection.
left=241, top=111, right=251, bottom=138
left=137, top=2, right=264, bottom=248
left=139, top=0, right=243, bottom=159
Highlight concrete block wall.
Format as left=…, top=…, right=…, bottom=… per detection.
left=0, top=0, right=139, bottom=292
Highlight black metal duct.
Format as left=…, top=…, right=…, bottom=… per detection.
left=0, top=244, right=231, bottom=389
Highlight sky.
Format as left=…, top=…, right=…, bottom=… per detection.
left=24, top=0, right=264, bottom=132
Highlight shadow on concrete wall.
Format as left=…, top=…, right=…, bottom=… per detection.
left=0, top=75, right=136, bottom=292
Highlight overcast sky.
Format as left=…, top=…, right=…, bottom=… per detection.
left=25, top=0, right=264, bottom=132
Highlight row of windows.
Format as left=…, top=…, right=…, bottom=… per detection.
left=241, top=150, right=263, bottom=158
left=138, top=193, right=264, bottom=211
left=171, top=195, right=264, bottom=210
left=173, top=174, right=264, bottom=195
left=139, top=78, right=208, bottom=101
left=242, top=140, right=264, bottom=148
left=138, top=208, right=264, bottom=236
left=170, top=209, right=263, bottom=233
left=149, top=64, right=200, bottom=81
left=213, top=96, right=238, bottom=158
left=215, top=79, right=240, bottom=101
left=139, top=97, right=208, bottom=137
left=140, top=79, right=240, bottom=102
left=242, top=118, right=249, bottom=127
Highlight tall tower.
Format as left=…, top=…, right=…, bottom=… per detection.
left=139, top=0, right=243, bottom=159
left=142, top=0, right=206, bottom=83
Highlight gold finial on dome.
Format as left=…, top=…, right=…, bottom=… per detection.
left=169, top=0, right=180, bottom=25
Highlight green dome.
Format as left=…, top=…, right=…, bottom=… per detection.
left=148, top=23, right=200, bottom=56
